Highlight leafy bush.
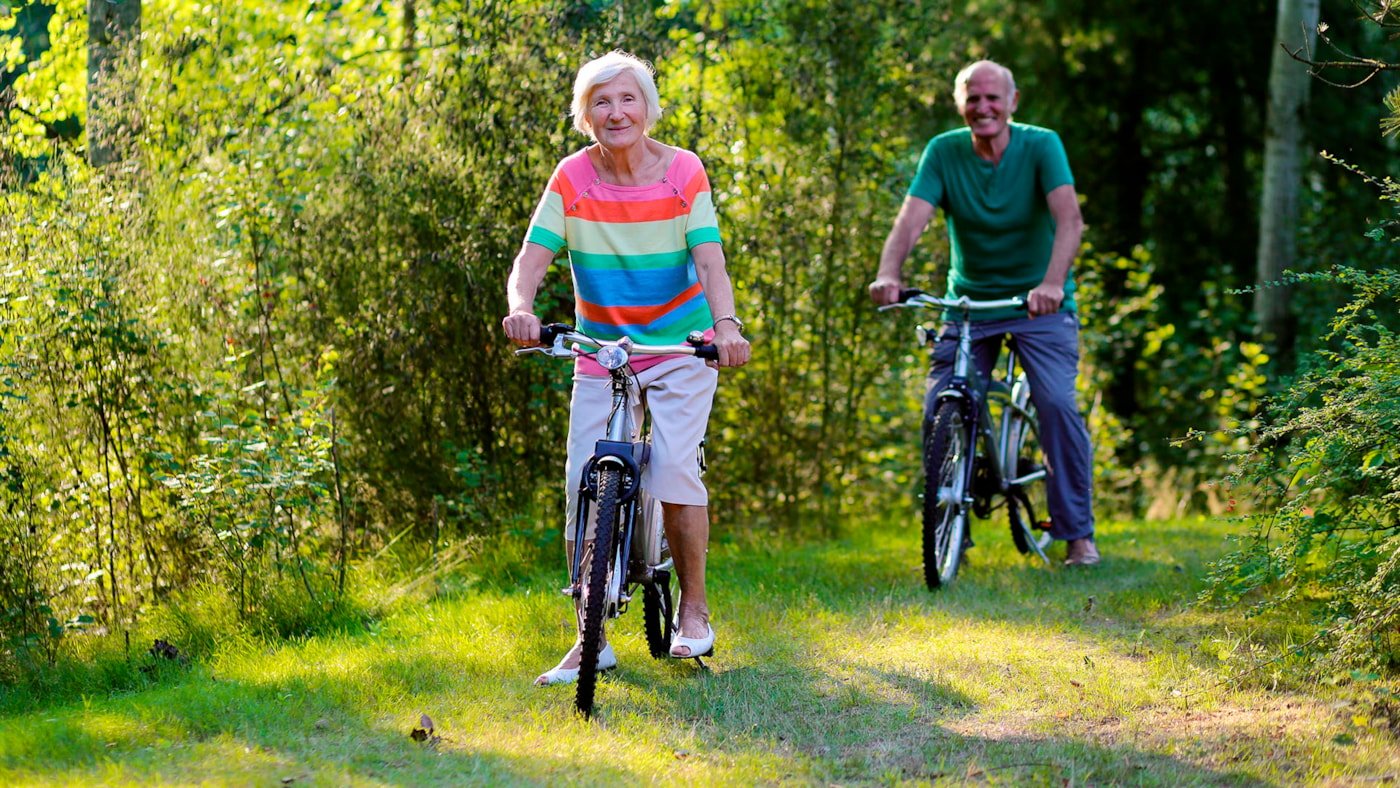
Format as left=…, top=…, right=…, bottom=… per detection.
left=1206, top=266, right=1400, bottom=669
left=1076, top=243, right=1270, bottom=518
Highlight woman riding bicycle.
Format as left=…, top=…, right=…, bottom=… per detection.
left=501, top=50, right=751, bottom=686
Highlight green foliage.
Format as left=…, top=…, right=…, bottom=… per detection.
left=1206, top=267, right=1400, bottom=669
left=653, top=0, right=958, bottom=528
left=1077, top=244, right=1270, bottom=517
left=3, top=0, right=1398, bottom=685
left=1201, top=4, right=1400, bottom=673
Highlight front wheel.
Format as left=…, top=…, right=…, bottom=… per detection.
left=575, top=465, right=623, bottom=718
left=923, top=400, right=972, bottom=589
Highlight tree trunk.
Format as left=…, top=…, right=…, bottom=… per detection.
left=1254, top=0, right=1319, bottom=347
left=87, top=0, right=141, bottom=167
left=402, top=0, right=417, bottom=78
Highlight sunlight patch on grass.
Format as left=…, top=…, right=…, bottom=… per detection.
left=5, top=516, right=1400, bottom=784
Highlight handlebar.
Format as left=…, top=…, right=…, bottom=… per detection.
left=515, top=323, right=719, bottom=362
left=880, top=288, right=1026, bottom=313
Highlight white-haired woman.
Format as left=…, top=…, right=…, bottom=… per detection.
left=502, top=51, right=750, bottom=685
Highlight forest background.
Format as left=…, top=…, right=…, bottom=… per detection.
left=2, top=0, right=1399, bottom=685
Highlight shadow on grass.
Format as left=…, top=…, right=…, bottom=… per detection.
left=724, top=516, right=1258, bottom=648
left=0, top=667, right=653, bottom=784
left=0, top=517, right=1317, bottom=784
left=0, top=650, right=1259, bottom=785
left=624, top=656, right=1260, bottom=783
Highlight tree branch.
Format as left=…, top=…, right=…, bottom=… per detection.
left=1, top=88, right=69, bottom=140
left=1284, top=19, right=1400, bottom=88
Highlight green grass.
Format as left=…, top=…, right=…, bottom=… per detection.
left=2, top=515, right=1398, bottom=785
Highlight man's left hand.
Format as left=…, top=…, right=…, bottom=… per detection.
left=1026, top=283, right=1064, bottom=318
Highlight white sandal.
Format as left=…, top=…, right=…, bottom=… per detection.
left=534, top=642, right=617, bottom=686
left=669, top=623, right=715, bottom=659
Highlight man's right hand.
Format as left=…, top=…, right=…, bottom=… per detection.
left=868, top=277, right=904, bottom=306
left=502, top=310, right=542, bottom=346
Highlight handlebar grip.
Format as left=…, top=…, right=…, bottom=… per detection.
left=898, top=288, right=925, bottom=303
left=538, top=322, right=574, bottom=346
left=694, top=345, right=719, bottom=361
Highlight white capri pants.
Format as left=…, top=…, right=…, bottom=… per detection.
left=564, top=356, right=717, bottom=541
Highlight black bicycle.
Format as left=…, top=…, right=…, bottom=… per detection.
left=881, top=290, right=1053, bottom=589
left=516, top=323, right=716, bottom=717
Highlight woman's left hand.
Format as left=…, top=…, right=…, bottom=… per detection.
left=713, top=323, right=751, bottom=368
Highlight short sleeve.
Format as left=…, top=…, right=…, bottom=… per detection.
left=907, top=137, right=944, bottom=207
left=1036, top=131, right=1074, bottom=195
left=683, top=155, right=723, bottom=248
left=525, top=168, right=567, bottom=254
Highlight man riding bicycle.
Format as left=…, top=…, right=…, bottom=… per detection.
left=868, top=60, right=1099, bottom=566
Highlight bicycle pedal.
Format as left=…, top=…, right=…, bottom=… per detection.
left=1032, top=520, right=1053, bottom=531
left=560, top=586, right=577, bottom=597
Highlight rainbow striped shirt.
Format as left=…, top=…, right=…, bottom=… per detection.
left=526, top=147, right=722, bottom=373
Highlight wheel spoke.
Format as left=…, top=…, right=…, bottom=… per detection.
left=1006, top=404, right=1053, bottom=564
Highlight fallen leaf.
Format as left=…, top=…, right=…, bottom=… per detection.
left=410, top=714, right=441, bottom=747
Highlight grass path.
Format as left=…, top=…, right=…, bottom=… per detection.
left=2, top=515, right=1398, bottom=785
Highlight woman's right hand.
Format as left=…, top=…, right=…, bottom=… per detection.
left=502, top=310, right=542, bottom=346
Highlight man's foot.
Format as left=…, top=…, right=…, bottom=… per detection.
left=1064, top=537, right=1100, bottom=566
left=534, top=641, right=616, bottom=686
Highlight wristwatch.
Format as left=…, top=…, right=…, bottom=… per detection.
left=713, top=314, right=745, bottom=332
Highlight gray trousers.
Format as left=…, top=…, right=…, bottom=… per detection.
left=925, top=311, right=1096, bottom=542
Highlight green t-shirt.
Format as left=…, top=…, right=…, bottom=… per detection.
left=907, top=123, right=1076, bottom=321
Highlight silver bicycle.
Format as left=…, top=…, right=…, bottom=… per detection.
left=881, top=290, right=1054, bottom=589
left=516, top=323, right=716, bottom=717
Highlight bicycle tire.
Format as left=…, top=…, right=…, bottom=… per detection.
left=575, top=465, right=622, bottom=718
left=642, top=569, right=674, bottom=658
left=923, top=400, right=972, bottom=589
left=1006, top=404, right=1053, bottom=561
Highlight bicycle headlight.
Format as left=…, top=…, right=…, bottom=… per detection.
left=596, top=344, right=630, bottom=370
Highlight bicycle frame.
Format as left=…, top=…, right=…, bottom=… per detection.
left=570, top=361, right=651, bottom=620
left=884, top=292, right=1051, bottom=564
left=896, top=296, right=1022, bottom=504
left=935, top=316, right=1042, bottom=505
left=518, top=325, right=713, bottom=617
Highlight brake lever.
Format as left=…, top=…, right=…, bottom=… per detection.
left=878, top=301, right=922, bottom=312
left=513, top=342, right=576, bottom=358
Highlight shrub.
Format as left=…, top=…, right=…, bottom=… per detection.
left=1206, top=266, right=1400, bottom=670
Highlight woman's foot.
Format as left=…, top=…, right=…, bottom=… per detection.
left=535, top=641, right=617, bottom=686
left=669, top=606, right=714, bottom=658
left=669, top=623, right=715, bottom=659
